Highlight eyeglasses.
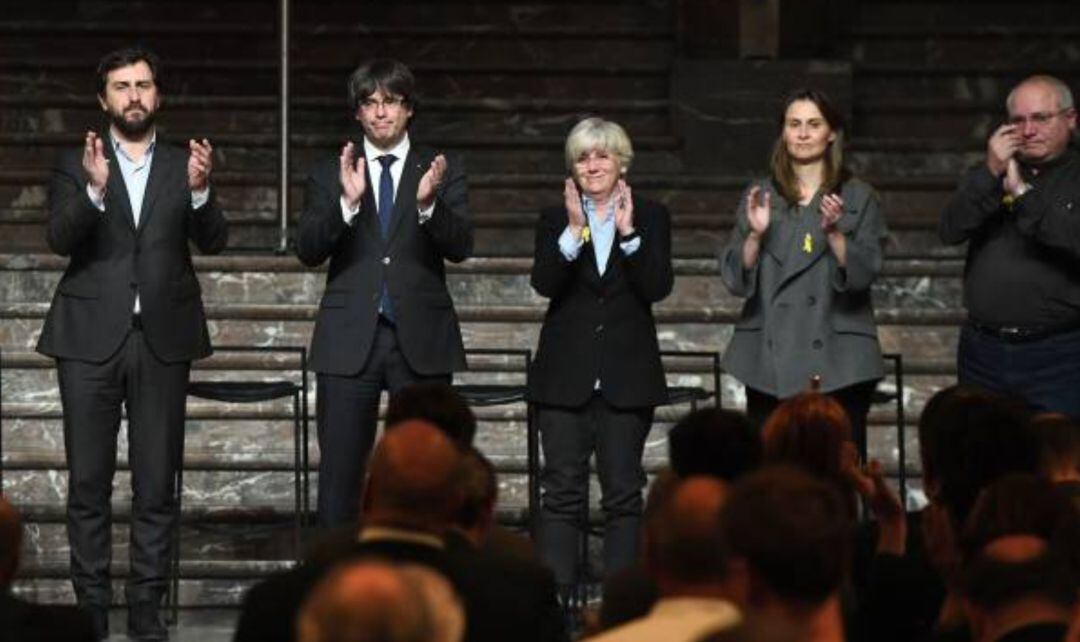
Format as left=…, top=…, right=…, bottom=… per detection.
left=360, top=96, right=406, bottom=110
left=1007, top=108, right=1071, bottom=127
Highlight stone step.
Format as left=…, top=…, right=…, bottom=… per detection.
left=0, top=59, right=671, bottom=99
left=0, top=95, right=673, bottom=138
left=841, top=32, right=1080, bottom=68
left=3, top=2, right=667, bottom=28
left=849, top=2, right=1080, bottom=31
left=853, top=63, right=1080, bottom=104
left=853, top=98, right=1003, bottom=141
left=0, top=23, right=674, bottom=67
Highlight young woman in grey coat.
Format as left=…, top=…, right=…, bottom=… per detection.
left=719, top=89, right=887, bottom=456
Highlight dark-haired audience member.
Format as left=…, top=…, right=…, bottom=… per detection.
left=721, top=466, right=851, bottom=642
left=0, top=496, right=97, bottom=641
left=668, top=407, right=762, bottom=481
left=1028, top=413, right=1080, bottom=505
left=947, top=473, right=1080, bottom=642
left=853, top=386, right=1039, bottom=642
left=386, top=381, right=477, bottom=447
left=588, top=476, right=740, bottom=642
left=296, top=560, right=433, bottom=642
left=960, top=536, right=1074, bottom=642
left=761, top=392, right=858, bottom=518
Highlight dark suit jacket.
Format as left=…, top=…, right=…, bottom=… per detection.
left=0, top=591, right=97, bottom=642
left=295, top=142, right=472, bottom=376
left=37, top=140, right=228, bottom=363
left=527, top=197, right=673, bottom=409
left=234, top=530, right=567, bottom=642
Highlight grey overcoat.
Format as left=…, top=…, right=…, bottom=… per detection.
left=719, top=177, right=887, bottom=398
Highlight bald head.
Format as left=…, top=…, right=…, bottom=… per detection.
left=647, top=475, right=730, bottom=589
left=297, top=561, right=432, bottom=642
left=0, top=496, right=22, bottom=587
left=363, top=420, right=463, bottom=530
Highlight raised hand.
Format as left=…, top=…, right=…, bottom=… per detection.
left=819, top=193, right=844, bottom=232
left=416, top=154, right=447, bottom=210
left=986, top=122, right=1020, bottom=176
left=564, top=177, right=586, bottom=235
left=339, top=142, right=367, bottom=209
left=613, top=179, right=634, bottom=236
left=746, top=185, right=770, bottom=239
left=1003, top=157, right=1027, bottom=197
left=188, top=138, right=213, bottom=192
left=82, top=131, right=109, bottom=193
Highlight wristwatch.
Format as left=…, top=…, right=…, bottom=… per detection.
left=618, top=229, right=640, bottom=243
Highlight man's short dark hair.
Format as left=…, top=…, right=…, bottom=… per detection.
left=96, top=46, right=161, bottom=96
left=386, top=382, right=476, bottom=446
left=668, top=407, right=760, bottom=482
left=960, top=539, right=1076, bottom=612
left=648, top=476, right=729, bottom=584
left=347, top=58, right=416, bottom=113
left=722, top=466, right=852, bottom=606
left=918, top=385, right=1036, bottom=527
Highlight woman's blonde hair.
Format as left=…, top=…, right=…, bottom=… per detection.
left=564, top=117, right=634, bottom=174
left=769, top=89, right=849, bottom=205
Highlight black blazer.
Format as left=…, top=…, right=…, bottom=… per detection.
left=37, top=140, right=228, bottom=363
left=296, top=142, right=472, bottom=376
left=234, top=533, right=566, bottom=642
left=527, top=197, right=673, bottom=409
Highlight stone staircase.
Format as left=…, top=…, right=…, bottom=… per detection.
left=2, top=0, right=1077, bottom=612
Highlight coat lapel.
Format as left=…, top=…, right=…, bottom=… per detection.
left=102, top=141, right=136, bottom=231
left=135, top=142, right=169, bottom=234
left=351, top=143, right=380, bottom=240
left=773, top=193, right=827, bottom=297
left=387, top=147, right=423, bottom=245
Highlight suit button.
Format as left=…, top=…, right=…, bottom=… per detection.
left=812, top=339, right=823, bottom=349
left=382, top=256, right=391, bottom=265
left=807, top=296, right=816, bottom=306
left=595, top=324, right=604, bottom=334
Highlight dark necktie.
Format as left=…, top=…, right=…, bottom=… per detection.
left=377, top=154, right=397, bottom=238
left=377, top=154, right=397, bottom=321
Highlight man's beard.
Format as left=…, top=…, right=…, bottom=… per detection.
left=110, top=106, right=156, bottom=138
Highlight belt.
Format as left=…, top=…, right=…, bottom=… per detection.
left=968, top=320, right=1080, bottom=343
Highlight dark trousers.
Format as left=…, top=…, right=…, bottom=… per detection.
left=746, top=380, right=878, bottom=460
left=958, top=323, right=1080, bottom=419
left=316, top=319, right=450, bottom=527
left=536, top=396, right=653, bottom=589
left=56, top=328, right=189, bottom=608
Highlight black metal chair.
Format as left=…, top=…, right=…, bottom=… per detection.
left=167, top=345, right=309, bottom=623
left=451, top=348, right=536, bottom=536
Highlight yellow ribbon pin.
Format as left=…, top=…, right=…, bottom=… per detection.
left=802, top=233, right=813, bottom=254
left=581, top=226, right=591, bottom=243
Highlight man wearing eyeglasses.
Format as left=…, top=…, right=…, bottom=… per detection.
left=297, top=58, right=473, bottom=527
left=940, top=74, right=1080, bottom=418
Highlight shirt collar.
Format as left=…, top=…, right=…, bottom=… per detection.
left=357, top=525, right=444, bottom=550
left=109, top=129, right=156, bottom=163
left=364, top=133, right=411, bottom=165
left=582, top=194, right=615, bottom=221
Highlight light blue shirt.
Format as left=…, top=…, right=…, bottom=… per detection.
left=557, top=195, right=641, bottom=269
left=112, top=134, right=155, bottom=226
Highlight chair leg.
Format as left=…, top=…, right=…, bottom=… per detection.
left=292, top=392, right=302, bottom=556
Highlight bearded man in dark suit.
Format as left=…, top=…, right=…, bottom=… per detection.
left=36, top=46, right=228, bottom=640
